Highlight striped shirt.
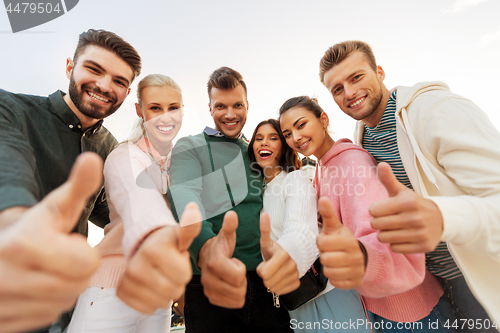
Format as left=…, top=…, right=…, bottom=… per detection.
left=362, top=91, right=461, bottom=279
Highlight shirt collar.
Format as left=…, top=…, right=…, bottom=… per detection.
left=203, top=126, right=246, bottom=140
left=49, top=90, right=103, bottom=133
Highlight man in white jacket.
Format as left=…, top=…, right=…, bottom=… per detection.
left=319, top=40, right=500, bottom=331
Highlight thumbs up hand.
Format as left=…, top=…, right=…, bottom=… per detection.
left=117, top=202, right=202, bottom=314
left=197, top=211, right=247, bottom=308
left=0, top=152, right=102, bottom=333
left=256, top=213, right=300, bottom=295
left=369, top=162, right=443, bottom=254
left=316, top=197, right=366, bottom=289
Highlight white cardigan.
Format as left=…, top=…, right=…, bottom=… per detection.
left=354, top=81, right=500, bottom=323
left=262, top=170, right=319, bottom=277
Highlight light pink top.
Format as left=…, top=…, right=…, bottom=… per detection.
left=313, top=138, right=443, bottom=322
left=90, top=138, right=176, bottom=288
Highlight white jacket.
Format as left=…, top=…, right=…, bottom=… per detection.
left=354, top=81, right=500, bottom=324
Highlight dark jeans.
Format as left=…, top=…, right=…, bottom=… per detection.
left=437, top=276, right=497, bottom=333
left=373, top=293, right=457, bottom=333
left=184, top=271, right=293, bottom=333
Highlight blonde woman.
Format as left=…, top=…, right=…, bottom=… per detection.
left=68, top=74, right=189, bottom=333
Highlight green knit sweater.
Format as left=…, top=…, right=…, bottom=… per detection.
left=168, top=132, right=264, bottom=274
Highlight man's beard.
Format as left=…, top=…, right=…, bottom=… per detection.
left=348, top=83, right=384, bottom=122
left=68, top=75, right=121, bottom=120
left=366, top=86, right=384, bottom=119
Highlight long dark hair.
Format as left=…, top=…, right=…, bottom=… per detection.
left=278, top=95, right=324, bottom=119
left=248, top=118, right=301, bottom=174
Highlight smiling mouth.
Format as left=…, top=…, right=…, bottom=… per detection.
left=87, top=90, right=111, bottom=104
left=348, top=96, right=366, bottom=108
left=157, top=125, right=174, bottom=133
left=258, top=149, right=273, bottom=159
left=223, top=121, right=239, bottom=127
left=298, top=140, right=310, bottom=150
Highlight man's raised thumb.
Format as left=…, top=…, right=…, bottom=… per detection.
left=43, top=152, right=103, bottom=233
left=318, top=197, right=343, bottom=235
left=377, top=162, right=406, bottom=197
left=217, top=210, right=238, bottom=256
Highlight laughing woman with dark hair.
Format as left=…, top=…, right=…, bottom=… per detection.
left=248, top=119, right=317, bottom=284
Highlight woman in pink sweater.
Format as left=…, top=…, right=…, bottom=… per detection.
left=279, top=96, right=451, bottom=333
left=67, top=74, right=186, bottom=333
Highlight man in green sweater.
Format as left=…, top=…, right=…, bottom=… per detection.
left=168, top=67, right=293, bottom=332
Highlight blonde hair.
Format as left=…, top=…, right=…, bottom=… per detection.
left=128, top=74, right=182, bottom=142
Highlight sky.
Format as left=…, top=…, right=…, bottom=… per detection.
left=1, top=0, right=499, bottom=244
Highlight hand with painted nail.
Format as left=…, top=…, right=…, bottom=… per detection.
left=316, top=197, right=365, bottom=289
left=257, top=212, right=300, bottom=295
left=117, top=202, right=202, bottom=314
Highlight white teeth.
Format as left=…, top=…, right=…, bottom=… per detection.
left=350, top=97, right=364, bottom=108
left=299, top=141, right=309, bottom=149
left=157, top=125, right=174, bottom=132
left=259, top=149, right=272, bottom=157
left=225, top=122, right=237, bottom=126
left=88, top=91, right=110, bottom=103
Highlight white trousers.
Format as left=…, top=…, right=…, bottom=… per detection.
left=67, top=287, right=171, bottom=333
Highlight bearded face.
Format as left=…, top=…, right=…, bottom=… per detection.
left=68, top=72, right=122, bottom=120
left=65, top=45, right=133, bottom=121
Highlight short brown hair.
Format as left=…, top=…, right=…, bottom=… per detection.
left=248, top=119, right=301, bottom=174
left=207, top=66, right=247, bottom=100
left=319, top=41, right=377, bottom=84
left=73, top=29, right=142, bottom=81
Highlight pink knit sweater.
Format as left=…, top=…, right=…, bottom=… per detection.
left=89, top=138, right=176, bottom=288
left=313, top=138, right=443, bottom=322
